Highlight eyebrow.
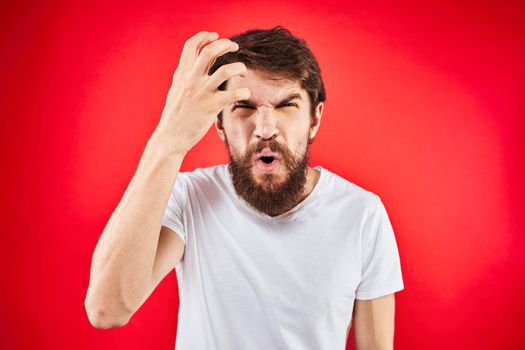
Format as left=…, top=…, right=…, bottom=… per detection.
left=232, top=92, right=303, bottom=110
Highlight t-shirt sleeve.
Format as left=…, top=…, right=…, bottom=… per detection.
left=355, top=196, right=404, bottom=300
left=161, top=173, right=189, bottom=245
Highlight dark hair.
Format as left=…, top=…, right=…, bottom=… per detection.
left=209, top=26, right=326, bottom=121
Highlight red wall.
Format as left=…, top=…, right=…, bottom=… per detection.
left=1, top=1, right=524, bottom=349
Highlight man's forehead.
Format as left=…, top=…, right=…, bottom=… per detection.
left=226, top=68, right=306, bottom=104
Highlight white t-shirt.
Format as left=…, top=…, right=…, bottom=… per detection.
left=162, top=164, right=404, bottom=350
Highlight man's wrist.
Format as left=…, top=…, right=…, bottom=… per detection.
left=146, top=129, right=189, bottom=161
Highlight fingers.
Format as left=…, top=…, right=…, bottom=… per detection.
left=205, top=62, right=247, bottom=90
left=190, top=38, right=239, bottom=78
left=178, top=31, right=219, bottom=73
left=215, top=88, right=251, bottom=108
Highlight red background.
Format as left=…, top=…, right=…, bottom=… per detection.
left=1, top=1, right=524, bottom=349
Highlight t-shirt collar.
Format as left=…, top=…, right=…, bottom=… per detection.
left=224, top=164, right=325, bottom=223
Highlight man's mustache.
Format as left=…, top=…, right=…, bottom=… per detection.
left=249, top=139, right=291, bottom=160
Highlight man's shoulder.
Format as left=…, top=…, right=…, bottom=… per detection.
left=180, top=163, right=228, bottom=177
left=319, top=166, right=380, bottom=207
left=178, top=163, right=229, bottom=187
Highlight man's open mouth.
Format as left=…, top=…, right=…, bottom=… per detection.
left=255, top=154, right=281, bottom=174
left=260, top=156, right=275, bottom=164
left=253, top=147, right=282, bottom=174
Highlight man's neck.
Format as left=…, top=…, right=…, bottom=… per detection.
left=302, top=166, right=321, bottom=199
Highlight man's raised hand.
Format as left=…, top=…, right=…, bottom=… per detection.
left=153, top=31, right=250, bottom=155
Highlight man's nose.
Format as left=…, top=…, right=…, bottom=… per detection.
left=253, top=106, right=279, bottom=140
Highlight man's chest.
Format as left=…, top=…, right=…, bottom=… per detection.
left=183, top=212, right=363, bottom=326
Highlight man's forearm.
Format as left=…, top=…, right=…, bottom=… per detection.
left=84, top=134, right=185, bottom=327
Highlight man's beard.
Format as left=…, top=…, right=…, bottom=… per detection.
left=225, top=135, right=310, bottom=217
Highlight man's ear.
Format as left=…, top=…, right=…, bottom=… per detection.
left=309, top=102, right=324, bottom=140
left=215, top=113, right=226, bottom=141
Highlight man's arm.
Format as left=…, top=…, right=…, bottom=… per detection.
left=84, top=31, right=250, bottom=329
left=353, top=293, right=396, bottom=350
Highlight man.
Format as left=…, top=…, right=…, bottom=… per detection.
left=85, top=26, right=404, bottom=350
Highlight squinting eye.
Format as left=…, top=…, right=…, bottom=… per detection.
left=233, top=105, right=255, bottom=110
left=277, top=103, right=298, bottom=108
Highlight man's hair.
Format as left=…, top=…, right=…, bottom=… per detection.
left=209, top=26, right=326, bottom=121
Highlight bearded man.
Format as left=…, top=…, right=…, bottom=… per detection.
left=85, top=26, right=405, bottom=350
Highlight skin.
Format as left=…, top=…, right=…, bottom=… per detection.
left=353, top=294, right=396, bottom=350
left=215, top=68, right=323, bottom=203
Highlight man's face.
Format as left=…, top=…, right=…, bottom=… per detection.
left=215, top=68, right=323, bottom=216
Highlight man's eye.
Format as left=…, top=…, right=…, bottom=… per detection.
left=233, top=105, right=255, bottom=110
left=277, top=103, right=298, bottom=108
